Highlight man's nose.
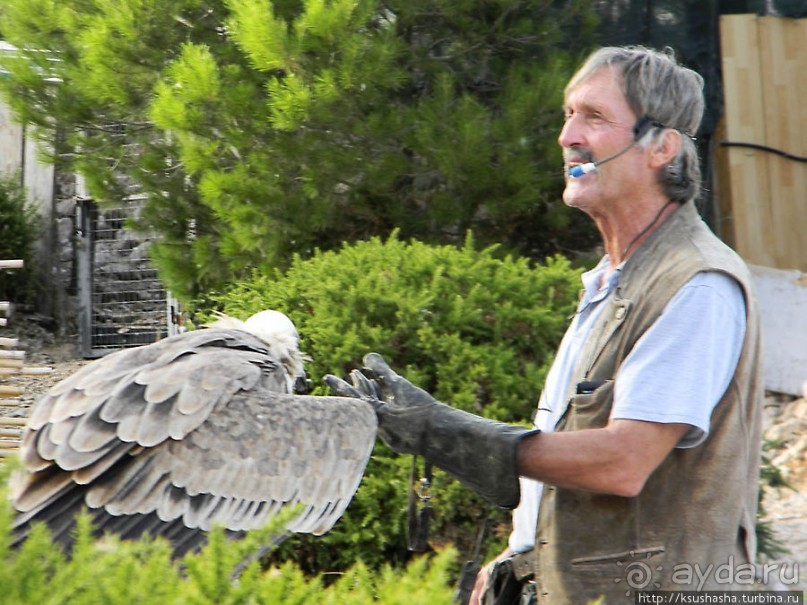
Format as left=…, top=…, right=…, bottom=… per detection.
left=558, top=114, right=584, bottom=149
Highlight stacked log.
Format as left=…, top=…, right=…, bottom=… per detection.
left=0, top=259, right=52, bottom=459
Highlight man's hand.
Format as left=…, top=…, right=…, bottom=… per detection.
left=469, top=560, right=494, bottom=605
left=324, top=353, right=439, bottom=455
left=324, top=353, right=534, bottom=509
left=468, top=548, right=515, bottom=605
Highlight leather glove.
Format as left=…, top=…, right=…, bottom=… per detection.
left=324, top=353, right=536, bottom=509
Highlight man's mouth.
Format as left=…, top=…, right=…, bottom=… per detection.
left=564, top=151, right=595, bottom=177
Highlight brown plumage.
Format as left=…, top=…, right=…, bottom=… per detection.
left=10, top=314, right=376, bottom=557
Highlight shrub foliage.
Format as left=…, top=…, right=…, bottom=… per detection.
left=0, top=174, right=38, bottom=304
left=0, top=463, right=458, bottom=605
left=204, top=233, right=582, bottom=571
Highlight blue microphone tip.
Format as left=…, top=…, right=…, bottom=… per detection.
left=569, top=163, right=596, bottom=178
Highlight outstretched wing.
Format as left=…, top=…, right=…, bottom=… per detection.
left=85, top=393, right=376, bottom=534
left=11, top=329, right=376, bottom=555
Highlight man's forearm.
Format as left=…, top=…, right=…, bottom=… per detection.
left=516, top=419, right=689, bottom=497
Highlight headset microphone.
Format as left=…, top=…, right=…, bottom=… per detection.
left=568, top=117, right=658, bottom=179
left=568, top=161, right=599, bottom=178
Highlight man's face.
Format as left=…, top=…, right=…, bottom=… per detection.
left=558, top=67, right=644, bottom=213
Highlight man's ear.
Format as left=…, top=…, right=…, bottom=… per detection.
left=648, top=128, right=682, bottom=169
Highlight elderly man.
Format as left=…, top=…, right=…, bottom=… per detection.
left=327, top=46, right=763, bottom=604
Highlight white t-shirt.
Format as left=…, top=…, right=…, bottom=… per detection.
left=508, top=256, right=746, bottom=553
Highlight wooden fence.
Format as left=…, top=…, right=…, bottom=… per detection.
left=717, top=15, right=807, bottom=272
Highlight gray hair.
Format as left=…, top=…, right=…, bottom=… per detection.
left=566, top=46, right=705, bottom=204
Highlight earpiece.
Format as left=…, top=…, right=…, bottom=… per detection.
left=632, top=117, right=663, bottom=141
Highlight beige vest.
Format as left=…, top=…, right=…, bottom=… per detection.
left=534, top=201, right=764, bottom=603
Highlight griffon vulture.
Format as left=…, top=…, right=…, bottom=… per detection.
left=10, top=310, right=376, bottom=557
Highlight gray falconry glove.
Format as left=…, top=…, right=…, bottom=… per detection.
left=324, top=353, right=537, bottom=509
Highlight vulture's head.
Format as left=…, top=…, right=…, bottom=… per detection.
left=209, top=310, right=309, bottom=393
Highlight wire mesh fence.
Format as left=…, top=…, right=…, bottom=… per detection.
left=77, top=198, right=180, bottom=358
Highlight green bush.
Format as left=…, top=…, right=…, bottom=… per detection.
left=203, top=233, right=582, bottom=573
left=0, top=464, right=458, bottom=605
left=0, top=174, right=38, bottom=304
left=207, top=232, right=581, bottom=422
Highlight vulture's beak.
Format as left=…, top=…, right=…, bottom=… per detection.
left=294, top=373, right=312, bottom=394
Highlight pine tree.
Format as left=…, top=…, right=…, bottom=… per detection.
left=0, top=0, right=597, bottom=300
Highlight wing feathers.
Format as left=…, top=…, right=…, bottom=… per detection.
left=86, top=453, right=162, bottom=509
left=73, top=440, right=137, bottom=485
left=11, top=464, right=75, bottom=514
left=12, top=328, right=377, bottom=557
left=156, top=485, right=190, bottom=522
left=133, top=399, right=176, bottom=447
left=68, top=406, right=118, bottom=452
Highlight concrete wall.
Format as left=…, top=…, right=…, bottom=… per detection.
left=0, top=97, right=72, bottom=328
left=752, top=265, right=807, bottom=397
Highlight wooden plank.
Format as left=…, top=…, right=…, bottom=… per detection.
left=21, top=366, right=53, bottom=375
left=781, top=17, right=807, bottom=273
left=0, top=417, right=28, bottom=426
left=0, top=350, right=25, bottom=360
left=0, top=366, right=53, bottom=376
left=720, top=15, right=775, bottom=268
left=720, top=15, right=807, bottom=273
left=754, top=16, right=783, bottom=266
left=0, top=385, right=23, bottom=398
left=0, top=358, right=24, bottom=369
left=712, top=117, right=736, bottom=248
left=0, top=439, right=20, bottom=449
left=0, top=260, right=24, bottom=269
left=0, top=337, right=19, bottom=347
left=757, top=17, right=807, bottom=271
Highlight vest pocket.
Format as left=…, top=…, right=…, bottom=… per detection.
left=563, top=379, right=614, bottom=431
left=570, top=545, right=666, bottom=590
left=563, top=546, right=666, bottom=598
left=570, top=545, right=665, bottom=568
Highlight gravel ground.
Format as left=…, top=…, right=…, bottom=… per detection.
left=2, top=314, right=804, bottom=589
left=761, top=395, right=807, bottom=588
left=1, top=316, right=89, bottom=418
